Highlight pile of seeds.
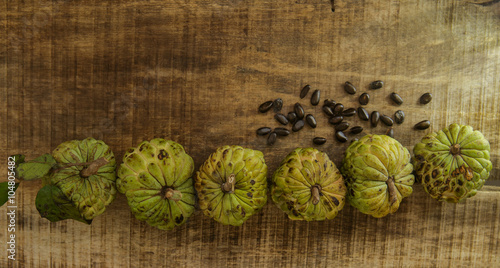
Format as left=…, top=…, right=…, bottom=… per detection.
left=257, top=82, right=432, bottom=145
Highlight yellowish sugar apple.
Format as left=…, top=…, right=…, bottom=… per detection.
left=195, top=145, right=268, bottom=226
left=341, top=135, right=414, bottom=218
left=117, top=139, right=196, bottom=230
left=413, top=123, right=492, bottom=202
left=271, top=148, right=346, bottom=221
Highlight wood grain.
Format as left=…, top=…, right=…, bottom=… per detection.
left=1, top=0, right=499, bottom=267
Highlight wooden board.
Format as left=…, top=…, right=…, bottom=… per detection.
left=1, top=0, right=499, bottom=267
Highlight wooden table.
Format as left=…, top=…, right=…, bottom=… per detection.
left=1, top=0, right=499, bottom=267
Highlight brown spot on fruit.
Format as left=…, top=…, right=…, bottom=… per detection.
left=432, top=169, right=439, bottom=178
left=175, top=214, right=184, bottom=224
left=250, top=180, right=255, bottom=185
left=247, top=192, right=253, bottom=198
left=331, top=196, right=340, bottom=206
left=158, top=149, right=168, bottom=160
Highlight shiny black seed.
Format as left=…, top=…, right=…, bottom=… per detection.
left=344, top=81, right=357, bottom=95
left=292, top=120, right=305, bottom=132
left=273, top=98, right=283, bottom=112
left=335, top=122, right=350, bottom=131
left=305, top=114, right=317, bottom=128
left=329, top=115, right=344, bottom=125
left=333, top=103, right=344, bottom=115
left=313, top=137, right=327, bottom=145
left=311, top=90, right=321, bottom=106
left=258, top=101, right=273, bottom=113
left=394, top=110, right=405, bottom=124
left=420, top=93, right=432, bottom=104
left=357, top=107, right=369, bottom=121
left=275, top=113, right=289, bottom=125
left=350, top=126, right=363, bottom=134
left=371, top=111, right=380, bottom=127
left=274, top=127, right=290, bottom=136
left=359, top=93, right=370, bottom=105
left=322, top=105, right=334, bottom=117
left=342, top=108, right=357, bottom=117
left=256, top=127, right=272, bottom=136
left=415, top=120, right=431, bottom=130
left=390, top=93, right=403, bottom=105
left=300, top=85, right=311, bottom=99
left=380, top=115, right=394, bottom=126
left=294, top=103, right=305, bottom=119
left=287, top=112, right=297, bottom=124
left=324, top=99, right=336, bottom=108
left=335, top=131, right=348, bottom=143
left=267, top=132, right=277, bottom=145
left=386, top=128, right=394, bottom=138
left=369, top=80, right=384, bottom=90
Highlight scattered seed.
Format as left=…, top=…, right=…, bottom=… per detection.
left=329, top=115, right=344, bottom=125
left=322, top=105, right=334, bottom=117
left=313, top=137, right=327, bottom=145
left=359, top=93, right=370, bottom=105
left=294, top=103, right=305, bottom=119
left=414, top=120, right=431, bottom=130
left=275, top=113, right=289, bottom=125
left=380, top=115, right=394, bottom=126
left=305, top=114, right=317, bottom=128
left=386, top=128, right=394, bottom=138
left=256, top=127, right=272, bottom=136
left=292, top=120, right=305, bottom=132
left=324, top=99, right=336, bottom=108
left=350, top=126, right=363, bottom=134
left=333, top=103, right=344, bottom=115
left=335, top=131, right=348, bottom=143
left=267, top=132, right=277, bottom=145
left=344, top=81, right=357, bottom=95
left=394, top=110, right=405, bottom=124
left=287, top=112, right=297, bottom=124
left=357, top=107, right=370, bottom=121
left=370, top=80, right=384, bottom=90
left=259, top=101, right=273, bottom=113
left=335, top=122, right=350, bottom=131
left=274, top=128, right=290, bottom=136
left=311, top=90, right=321, bottom=106
left=300, top=85, right=311, bottom=99
left=390, top=93, right=403, bottom=105
left=342, top=108, right=357, bottom=117
left=371, top=111, right=380, bottom=127
left=273, top=98, right=283, bottom=112
left=420, top=93, right=432, bottom=104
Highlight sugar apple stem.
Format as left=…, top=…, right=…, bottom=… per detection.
left=311, top=185, right=321, bottom=205
left=164, top=188, right=183, bottom=201
left=221, top=174, right=236, bottom=193
left=386, top=177, right=398, bottom=206
left=450, top=144, right=461, bottom=155
left=80, top=157, right=109, bottom=178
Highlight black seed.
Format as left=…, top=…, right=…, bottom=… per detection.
left=275, top=113, right=289, bottom=125
left=273, top=98, right=283, bottom=112
left=342, top=108, right=357, bottom=117
left=359, top=93, right=370, bottom=105
left=294, top=103, right=305, bottom=119
left=414, top=120, right=431, bottom=130
left=369, top=80, right=384, bottom=90
left=335, top=131, right=348, bottom=143
left=357, top=107, right=369, bottom=121
left=394, top=110, right=405, bottom=124
left=333, top=103, right=344, bottom=115
left=371, top=111, right=380, bottom=127
left=322, top=105, right=334, bottom=117
left=259, top=101, right=273, bottom=113
left=390, top=93, right=403, bottom=105
left=300, top=85, right=311, bottom=99
left=311, top=90, right=321, bottom=106
left=267, top=132, right=277, bottom=145
left=335, top=122, right=350, bottom=131
left=287, top=112, right=297, bottom=124
left=350, top=126, right=363, bottom=134
left=313, top=137, right=327, bottom=145
left=256, top=127, right=272, bottom=136
left=344, top=81, right=357, bottom=95
left=329, top=115, right=344, bottom=125
left=274, top=128, right=290, bottom=136
left=324, top=99, right=336, bottom=108
left=292, top=120, right=305, bottom=132
left=386, top=128, right=394, bottom=138
left=380, top=115, right=394, bottom=126
left=420, top=93, right=432, bottom=104
left=305, top=114, right=317, bottom=128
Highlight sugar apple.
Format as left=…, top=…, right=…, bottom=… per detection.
left=413, top=123, right=492, bottom=202
left=271, top=148, right=346, bottom=221
left=117, top=139, right=196, bottom=230
left=195, top=145, right=268, bottom=226
left=341, top=135, right=414, bottom=218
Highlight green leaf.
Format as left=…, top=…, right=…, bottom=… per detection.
left=17, top=154, right=57, bottom=181
left=35, top=185, right=92, bottom=224
left=0, top=182, right=19, bottom=207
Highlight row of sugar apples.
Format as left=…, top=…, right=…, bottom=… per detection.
left=13, top=123, right=492, bottom=229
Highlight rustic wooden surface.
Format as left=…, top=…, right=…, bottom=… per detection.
left=1, top=0, right=500, bottom=267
